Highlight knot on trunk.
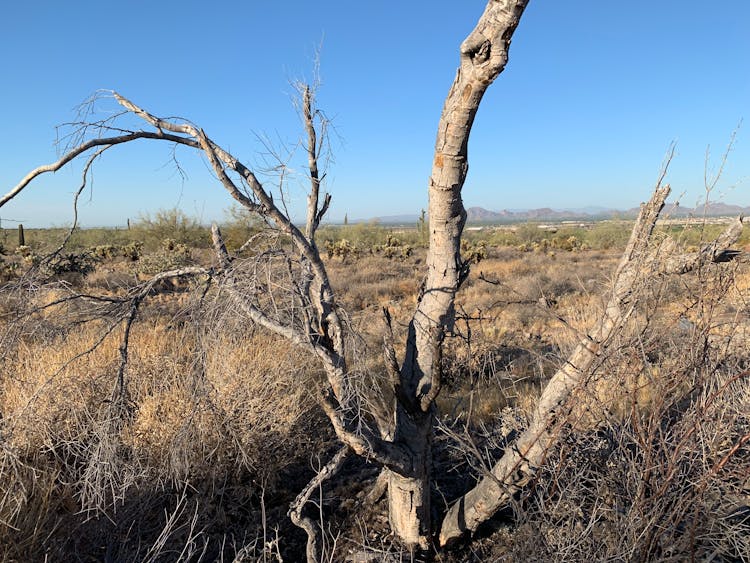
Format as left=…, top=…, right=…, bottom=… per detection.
left=470, top=39, right=492, bottom=64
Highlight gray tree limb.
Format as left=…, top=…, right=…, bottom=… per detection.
left=438, top=184, right=745, bottom=546
left=288, top=446, right=349, bottom=563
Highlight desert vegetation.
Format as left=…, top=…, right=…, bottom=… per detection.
left=1, top=209, right=748, bottom=561
left=1, top=1, right=749, bottom=561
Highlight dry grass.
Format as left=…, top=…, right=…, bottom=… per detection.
left=0, top=275, right=328, bottom=560
left=1, top=231, right=749, bottom=561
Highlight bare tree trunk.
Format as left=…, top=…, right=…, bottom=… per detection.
left=387, top=403, right=434, bottom=550
left=388, top=0, right=530, bottom=549
left=438, top=184, right=745, bottom=546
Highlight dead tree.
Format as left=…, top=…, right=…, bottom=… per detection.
left=3, top=1, right=745, bottom=558
left=381, top=0, right=531, bottom=547
left=1, top=2, right=530, bottom=553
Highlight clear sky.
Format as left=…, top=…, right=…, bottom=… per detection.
left=1, top=1, right=748, bottom=227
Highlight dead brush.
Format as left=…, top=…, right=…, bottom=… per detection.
left=495, top=366, right=750, bottom=562
left=460, top=234, right=750, bottom=561
left=0, top=51, right=747, bottom=558
left=0, top=264, right=330, bottom=560
left=326, top=253, right=422, bottom=313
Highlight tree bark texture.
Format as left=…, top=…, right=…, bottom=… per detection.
left=389, top=0, right=530, bottom=549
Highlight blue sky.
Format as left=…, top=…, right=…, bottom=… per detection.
left=1, top=1, right=748, bottom=227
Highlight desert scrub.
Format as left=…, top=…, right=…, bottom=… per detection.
left=319, top=222, right=425, bottom=249
left=324, top=238, right=359, bottom=261
left=583, top=220, right=631, bottom=249
left=461, top=239, right=488, bottom=263
left=552, top=235, right=585, bottom=251
left=328, top=253, right=422, bottom=311
left=14, top=244, right=33, bottom=258
left=486, top=227, right=523, bottom=247
left=516, top=235, right=586, bottom=253
left=373, top=234, right=412, bottom=260
left=135, top=239, right=194, bottom=275
left=219, top=204, right=264, bottom=250
left=121, top=241, right=144, bottom=261
left=0, top=285, right=326, bottom=560
left=90, top=244, right=119, bottom=260
left=132, top=208, right=210, bottom=251
left=0, top=257, right=18, bottom=281
left=43, top=251, right=97, bottom=278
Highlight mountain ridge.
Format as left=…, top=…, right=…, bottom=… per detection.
left=354, top=202, right=749, bottom=224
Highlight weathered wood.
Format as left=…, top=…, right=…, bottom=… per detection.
left=288, top=447, right=349, bottom=563
left=438, top=186, right=745, bottom=546
left=389, top=0, right=530, bottom=548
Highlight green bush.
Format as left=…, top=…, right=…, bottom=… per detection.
left=324, top=238, right=359, bottom=261
left=320, top=222, right=425, bottom=248
left=461, top=239, right=488, bottom=263
left=220, top=206, right=264, bottom=250
left=550, top=235, right=584, bottom=252
left=132, top=208, right=209, bottom=250
left=136, top=239, right=193, bottom=275
left=0, top=257, right=18, bottom=281
left=122, top=241, right=144, bottom=261
left=485, top=228, right=521, bottom=247
left=90, top=244, right=119, bottom=260
left=374, top=235, right=412, bottom=260
left=66, top=227, right=135, bottom=250
left=43, top=252, right=97, bottom=277
left=584, top=221, right=631, bottom=250
left=514, top=223, right=546, bottom=244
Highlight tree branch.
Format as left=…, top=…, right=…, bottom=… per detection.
left=660, top=216, right=745, bottom=274
left=289, top=446, right=349, bottom=563
left=438, top=181, right=745, bottom=545
left=402, top=0, right=530, bottom=407
left=302, top=84, right=325, bottom=240
left=383, top=308, right=416, bottom=414
left=319, top=392, right=412, bottom=475
left=0, top=131, right=198, bottom=208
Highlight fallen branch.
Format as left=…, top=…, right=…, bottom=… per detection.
left=439, top=182, right=745, bottom=546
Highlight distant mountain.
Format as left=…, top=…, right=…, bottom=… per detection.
left=664, top=202, right=749, bottom=218
left=352, top=214, right=419, bottom=224
left=353, top=202, right=749, bottom=225
left=568, top=206, right=617, bottom=215
left=465, top=207, right=506, bottom=222
left=464, top=206, right=616, bottom=223
left=465, top=203, right=748, bottom=223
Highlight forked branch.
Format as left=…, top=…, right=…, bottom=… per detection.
left=289, top=446, right=349, bottom=563
left=6, top=91, right=410, bottom=482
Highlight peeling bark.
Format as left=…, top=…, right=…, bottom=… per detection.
left=389, top=0, right=530, bottom=548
